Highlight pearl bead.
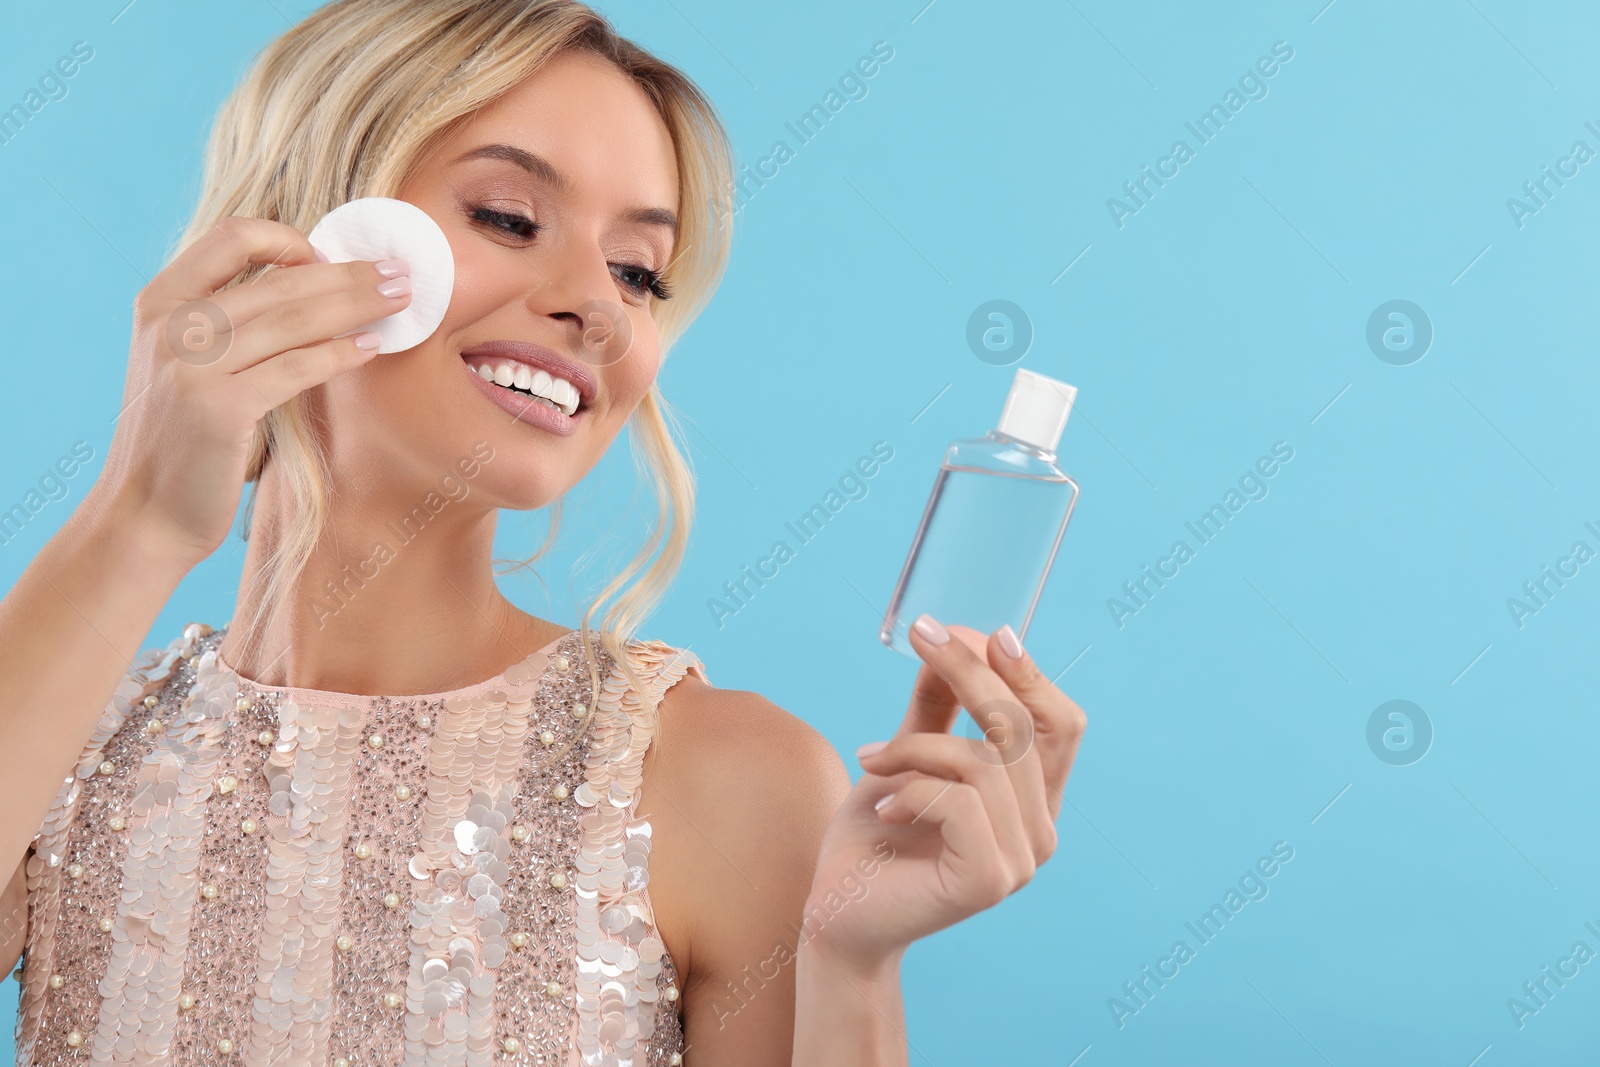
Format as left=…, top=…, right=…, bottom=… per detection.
left=178, top=993, right=196, bottom=1011
left=511, top=825, right=529, bottom=843
left=65, top=1031, right=83, bottom=1048
left=334, top=1058, right=350, bottom=1067
left=382, top=992, right=401, bottom=1009
left=394, top=784, right=412, bottom=801
left=551, top=654, right=569, bottom=671
left=97, top=760, right=114, bottom=776
left=142, top=695, right=158, bottom=709
left=241, top=818, right=258, bottom=835
left=383, top=892, right=401, bottom=909
left=66, top=864, right=83, bottom=879
left=354, top=843, right=372, bottom=860
left=217, top=1037, right=235, bottom=1055
left=367, top=732, right=384, bottom=750
left=108, top=815, right=126, bottom=832
left=509, top=931, right=529, bottom=949
left=47, top=974, right=63, bottom=990
left=144, top=718, right=163, bottom=735
left=569, top=702, right=586, bottom=719
left=217, top=775, right=238, bottom=794
left=548, top=871, right=567, bottom=889
left=551, top=783, right=569, bottom=801
left=256, top=729, right=273, bottom=746
left=97, top=917, right=113, bottom=933
left=544, top=980, right=562, bottom=998
left=416, top=714, right=432, bottom=730
left=539, top=730, right=556, bottom=746
left=665, top=985, right=678, bottom=1002
left=336, top=934, right=353, bottom=952
left=235, top=696, right=252, bottom=713
left=201, top=884, right=218, bottom=900
left=503, top=1037, right=521, bottom=1053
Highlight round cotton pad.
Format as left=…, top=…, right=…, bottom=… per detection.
left=307, top=197, right=455, bottom=354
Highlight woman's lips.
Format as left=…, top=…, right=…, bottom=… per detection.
left=462, top=360, right=583, bottom=437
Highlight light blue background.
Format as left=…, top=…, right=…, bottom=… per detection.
left=3, top=1, right=1598, bottom=1063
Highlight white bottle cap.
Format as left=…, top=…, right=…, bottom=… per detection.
left=996, top=368, right=1077, bottom=452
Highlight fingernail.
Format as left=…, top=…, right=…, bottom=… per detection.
left=874, top=793, right=896, bottom=813
left=997, top=624, right=1024, bottom=660
left=313, top=247, right=330, bottom=263
left=353, top=331, right=382, bottom=351
left=912, top=614, right=949, bottom=645
left=855, top=740, right=888, bottom=760
left=375, top=258, right=410, bottom=278
left=377, top=276, right=412, bottom=298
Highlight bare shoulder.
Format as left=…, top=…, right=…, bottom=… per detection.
left=647, top=670, right=851, bottom=839
left=638, top=664, right=852, bottom=1008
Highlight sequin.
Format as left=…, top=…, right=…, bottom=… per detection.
left=15, top=627, right=703, bottom=1067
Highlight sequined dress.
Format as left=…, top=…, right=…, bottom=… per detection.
left=15, top=622, right=705, bottom=1066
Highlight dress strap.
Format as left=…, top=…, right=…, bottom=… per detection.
left=569, top=640, right=703, bottom=1064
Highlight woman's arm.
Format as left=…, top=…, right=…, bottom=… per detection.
left=0, top=216, right=412, bottom=909
left=640, top=675, right=853, bottom=1064
left=646, top=617, right=1084, bottom=1065
left=0, top=490, right=193, bottom=958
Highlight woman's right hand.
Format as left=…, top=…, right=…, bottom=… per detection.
left=93, top=215, right=413, bottom=566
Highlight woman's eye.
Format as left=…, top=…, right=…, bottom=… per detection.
left=470, top=206, right=539, bottom=240
left=611, top=262, right=672, bottom=301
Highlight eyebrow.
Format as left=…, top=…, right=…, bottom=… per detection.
left=450, top=142, right=679, bottom=235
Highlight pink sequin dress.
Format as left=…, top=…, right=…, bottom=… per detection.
left=15, top=621, right=705, bottom=1066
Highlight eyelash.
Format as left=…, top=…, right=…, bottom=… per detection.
left=468, top=205, right=672, bottom=301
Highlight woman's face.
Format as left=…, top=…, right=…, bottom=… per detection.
left=321, top=49, right=681, bottom=511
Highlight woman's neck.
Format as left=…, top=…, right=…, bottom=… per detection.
left=217, top=461, right=565, bottom=696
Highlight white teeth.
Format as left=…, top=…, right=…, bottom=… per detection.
left=466, top=357, right=581, bottom=416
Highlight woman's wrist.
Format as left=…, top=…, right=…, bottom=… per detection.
left=78, top=482, right=206, bottom=581
left=793, top=931, right=908, bottom=1067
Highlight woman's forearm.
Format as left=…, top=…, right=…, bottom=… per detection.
left=0, top=486, right=194, bottom=875
left=792, top=939, right=909, bottom=1067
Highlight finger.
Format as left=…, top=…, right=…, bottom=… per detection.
left=217, top=268, right=412, bottom=374
left=859, top=733, right=1033, bottom=872
left=234, top=332, right=383, bottom=414
left=147, top=216, right=315, bottom=309
left=874, top=778, right=1017, bottom=908
left=209, top=258, right=401, bottom=338
left=903, top=614, right=1055, bottom=832
left=989, top=624, right=1087, bottom=819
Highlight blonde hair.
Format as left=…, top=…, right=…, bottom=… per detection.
left=172, top=0, right=733, bottom=700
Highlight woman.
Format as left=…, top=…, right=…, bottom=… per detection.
left=0, top=1, right=1085, bottom=1063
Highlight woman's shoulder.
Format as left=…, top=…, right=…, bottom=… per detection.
left=626, top=638, right=846, bottom=789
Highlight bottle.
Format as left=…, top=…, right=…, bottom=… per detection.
left=880, top=368, right=1080, bottom=659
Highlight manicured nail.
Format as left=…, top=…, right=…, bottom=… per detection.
left=874, top=793, right=896, bottom=813
left=353, top=331, right=382, bottom=351
left=313, top=247, right=330, bottom=263
left=912, top=614, right=949, bottom=645
left=375, top=258, right=410, bottom=278
left=997, top=624, right=1024, bottom=660
left=856, top=740, right=888, bottom=760
left=377, top=276, right=412, bottom=298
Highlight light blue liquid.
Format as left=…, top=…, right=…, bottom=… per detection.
left=881, top=431, right=1078, bottom=658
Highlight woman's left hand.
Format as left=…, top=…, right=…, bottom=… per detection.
left=800, top=614, right=1087, bottom=974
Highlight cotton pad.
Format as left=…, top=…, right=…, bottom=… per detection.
left=307, top=197, right=455, bottom=354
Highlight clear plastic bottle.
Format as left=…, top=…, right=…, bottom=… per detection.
left=880, top=368, right=1080, bottom=658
